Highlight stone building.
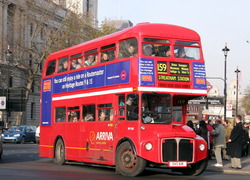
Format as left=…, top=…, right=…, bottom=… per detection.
left=0, top=0, right=98, bottom=127
left=104, top=19, right=133, bottom=31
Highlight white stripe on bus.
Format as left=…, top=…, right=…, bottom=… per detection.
left=52, top=87, right=207, bottom=101
left=137, top=87, right=207, bottom=94
left=52, top=87, right=134, bottom=101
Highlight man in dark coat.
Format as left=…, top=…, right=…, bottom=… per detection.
left=227, top=115, right=244, bottom=169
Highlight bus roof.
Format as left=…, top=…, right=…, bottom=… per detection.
left=47, top=23, right=200, bottom=60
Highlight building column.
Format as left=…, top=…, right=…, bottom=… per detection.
left=0, top=1, right=8, bottom=62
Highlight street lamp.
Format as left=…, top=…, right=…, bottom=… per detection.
left=222, top=43, right=230, bottom=120
left=235, top=66, right=241, bottom=116
left=5, top=46, right=12, bottom=127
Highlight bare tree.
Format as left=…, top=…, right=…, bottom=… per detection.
left=4, top=0, right=116, bottom=125
left=241, top=85, right=250, bottom=115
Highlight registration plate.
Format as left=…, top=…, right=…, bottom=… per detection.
left=168, top=161, right=187, bottom=167
left=4, top=137, right=13, bottom=139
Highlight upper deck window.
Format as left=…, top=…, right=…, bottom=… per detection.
left=70, top=53, right=82, bottom=70
left=100, top=43, right=115, bottom=63
left=174, top=41, right=200, bottom=60
left=84, top=48, right=98, bottom=67
left=57, top=57, right=68, bottom=73
left=46, top=60, right=56, bottom=76
left=143, top=38, right=170, bottom=57
left=118, top=38, right=138, bottom=59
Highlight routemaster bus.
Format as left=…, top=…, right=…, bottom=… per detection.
left=40, top=23, right=208, bottom=176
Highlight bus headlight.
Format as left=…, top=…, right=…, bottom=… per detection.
left=145, top=142, right=153, bottom=151
left=199, top=143, right=205, bottom=151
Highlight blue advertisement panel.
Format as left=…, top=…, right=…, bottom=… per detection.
left=139, top=58, right=156, bottom=86
left=41, top=78, right=53, bottom=126
left=192, top=62, right=207, bottom=89
left=41, top=61, right=130, bottom=126
left=53, top=61, right=130, bottom=94
left=106, top=61, right=130, bottom=86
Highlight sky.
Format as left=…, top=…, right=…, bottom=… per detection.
left=98, top=0, right=250, bottom=94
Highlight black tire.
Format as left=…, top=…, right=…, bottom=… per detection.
left=115, top=141, right=146, bottom=176
left=0, top=150, right=2, bottom=160
left=179, top=158, right=208, bottom=176
left=53, top=138, right=66, bottom=165
left=20, top=137, right=25, bottom=144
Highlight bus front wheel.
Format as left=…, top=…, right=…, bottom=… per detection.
left=53, top=138, right=66, bottom=165
left=179, top=158, right=208, bottom=176
left=115, top=141, right=146, bottom=176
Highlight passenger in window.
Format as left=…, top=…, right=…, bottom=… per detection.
left=142, top=99, right=149, bottom=112
left=84, top=55, right=95, bottom=67
left=72, top=115, right=79, bottom=122
left=101, top=52, right=109, bottom=63
left=56, top=113, right=65, bottom=122
left=99, top=111, right=107, bottom=121
left=176, top=47, right=192, bottom=59
left=70, top=60, right=77, bottom=70
left=127, top=44, right=137, bottom=57
left=84, top=114, right=94, bottom=121
left=109, top=113, right=114, bottom=121
left=58, top=60, right=68, bottom=73
left=160, top=46, right=171, bottom=57
left=69, top=111, right=77, bottom=122
left=107, top=110, right=114, bottom=121
left=126, top=96, right=138, bottom=120
left=76, top=59, right=82, bottom=69
left=143, top=44, right=154, bottom=56
left=109, top=50, right=115, bottom=61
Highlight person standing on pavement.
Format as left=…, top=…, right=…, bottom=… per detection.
left=212, top=120, right=226, bottom=167
left=207, top=120, right=214, bottom=159
left=222, top=120, right=232, bottom=160
left=227, top=115, right=244, bottom=169
left=242, top=123, right=250, bottom=157
left=196, top=120, right=208, bottom=143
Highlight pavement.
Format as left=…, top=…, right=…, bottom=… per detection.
left=206, top=156, right=250, bottom=175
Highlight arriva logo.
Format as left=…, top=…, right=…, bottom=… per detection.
left=96, top=132, right=113, bottom=141
left=89, top=131, right=114, bottom=145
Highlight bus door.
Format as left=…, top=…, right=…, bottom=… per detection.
left=114, top=94, right=127, bottom=141
left=115, top=94, right=139, bottom=147
left=94, top=100, right=115, bottom=163
left=80, top=103, right=96, bottom=162
left=65, top=106, right=81, bottom=160
left=173, top=95, right=189, bottom=125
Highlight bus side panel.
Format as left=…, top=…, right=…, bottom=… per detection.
left=79, top=122, right=96, bottom=163
left=40, top=126, right=54, bottom=158
left=40, top=79, right=53, bottom=158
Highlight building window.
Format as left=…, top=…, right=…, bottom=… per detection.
left=31, top=82, right=35, bottom=92
left=86, top=0, right=90, bottom=12
left=31, top=102, right=35, bottom=119
left=9, top=76, right=13, bottom=88
left=30, top=23, right=33, bottom=36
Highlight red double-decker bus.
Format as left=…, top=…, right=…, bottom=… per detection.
left=40, top=23, right=208, bottom=176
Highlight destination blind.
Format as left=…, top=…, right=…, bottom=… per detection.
left=157, top=62, right=190, bottom=82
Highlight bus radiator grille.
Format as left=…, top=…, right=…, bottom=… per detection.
left=162, top=138, right=193, bottom=163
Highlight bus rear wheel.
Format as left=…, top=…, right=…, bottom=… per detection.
left=53, top=138, right=66, bottom=165
left=115, top=141, right=146, bottom=176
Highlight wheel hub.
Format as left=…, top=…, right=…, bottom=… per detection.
left=121, top=149, right=137, bottom=168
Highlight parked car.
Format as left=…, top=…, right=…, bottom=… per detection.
left=1, top=125, right=36, bottom=144
left=35, top=126, right=40, bottom=144
left=0, top=130, right=3, bottom=159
